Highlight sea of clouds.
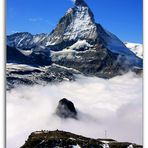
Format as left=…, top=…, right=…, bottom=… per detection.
left=7, top=72, right=143, bottom=148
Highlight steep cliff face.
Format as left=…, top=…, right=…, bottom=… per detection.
left=46, top=0, right=97, bottom=48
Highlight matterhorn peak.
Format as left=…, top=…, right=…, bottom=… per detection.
left=74, top=0, right=88, bottom=7
left=6, top=0, right=143, bottom=88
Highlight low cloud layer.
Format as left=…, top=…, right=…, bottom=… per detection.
left=7, top=72, right=143, bottom=148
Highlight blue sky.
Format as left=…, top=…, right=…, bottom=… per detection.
left=6, top=0, right=143, bottom=43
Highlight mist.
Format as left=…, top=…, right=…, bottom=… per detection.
left=7, top=72, right=143, bottom=148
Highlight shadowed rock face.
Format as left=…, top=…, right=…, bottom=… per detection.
left=56, top=98, right=78, bottom=119
left=7, top=45, right=51, bottom=66
left=7, top=46, right=31, bottom=64
left=21, top=130, right=143, bottom=148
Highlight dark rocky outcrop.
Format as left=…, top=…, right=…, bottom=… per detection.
left=21, top=130, right=104, bottom=148
left=7, top=46, right=31, bottom=64
left=21, top=130, right=143, bottom=148
left=7, top=45, right=51, bottom=66
left=29, top=46, right=51, bottom=66
left=56, top=98, right=78, bottom=119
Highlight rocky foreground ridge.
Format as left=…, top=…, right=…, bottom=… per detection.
left=21, top=130, right=142, bottom=148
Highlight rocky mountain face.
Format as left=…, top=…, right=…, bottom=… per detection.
left=7, top=32, right=50, bottom=50
left=6, top=0, right=143, bottom=89
left=46, top=0, right=97, bottom=49
left=21, top=130, right=142, bottom=148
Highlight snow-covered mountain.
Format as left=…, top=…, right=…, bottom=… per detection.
left=7, top=32, right=50, bottom=50
left=6, top=0, right=143, bottom=89
left=124, top=42, right=143, bottom=59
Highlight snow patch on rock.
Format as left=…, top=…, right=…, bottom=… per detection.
left=67, top=40, right=93, bottom=50
left=127, top=144, right=134, bottom=148
left=72, top=144, right=81, bottom=148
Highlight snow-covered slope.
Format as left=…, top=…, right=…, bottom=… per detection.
left=124, top=42, right=143, bottom=59
left=6, top=63, right=78, bottom=89
left=7, top=32, right=50, bottom=49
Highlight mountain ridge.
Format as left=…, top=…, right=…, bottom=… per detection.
left=21, top=130, right=143, bottom=148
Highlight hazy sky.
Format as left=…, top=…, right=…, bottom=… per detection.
left=6, top=0, right=143, bottom=43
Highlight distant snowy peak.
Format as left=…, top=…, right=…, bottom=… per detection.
left=7, top=32, right=50, bottom=49
left=7, top=32, right=32, bottom=48
left=124, top=42, right=143, bottom=59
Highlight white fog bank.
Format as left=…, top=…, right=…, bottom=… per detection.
left=7, top=72, right=143, bottom=148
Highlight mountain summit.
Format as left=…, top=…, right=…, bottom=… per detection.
left=46, top=0, right=96, bottom=48
left=75, top=0, right=88, bottom=7
left=6, top=0, right=143, bottom=88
